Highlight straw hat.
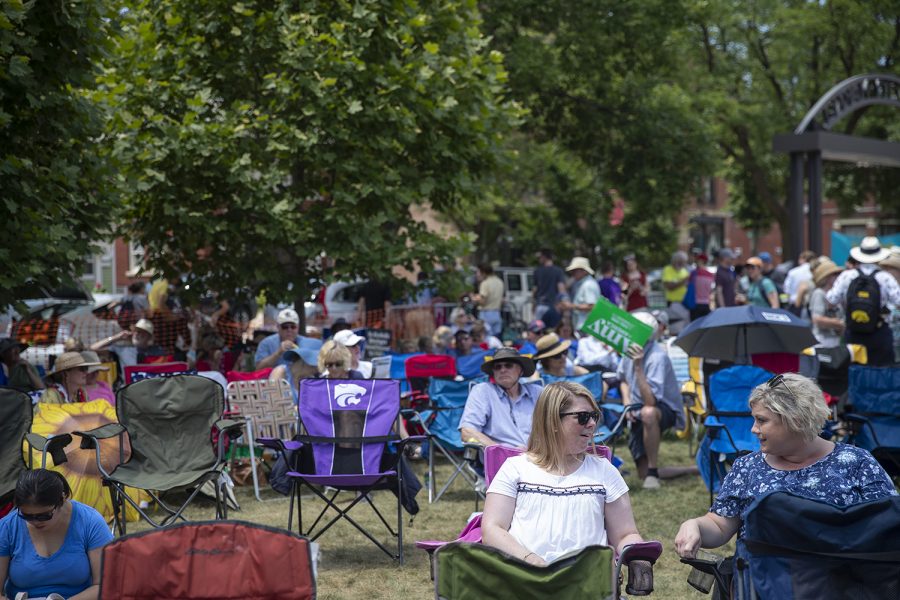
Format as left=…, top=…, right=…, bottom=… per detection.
left=812, top=260, right=842, bottom=287
left=80, top=350, right=109, bottom=373
left=481, top=347, right=536, bottom=377
left=533, top=333, right=571, bottom=361
left=565, top=256, right=595, bottom=275
left=850, top=236, right=891, bottom=264
left=880, top=250, right=900, bottom=272
left=51, top=351, right=99, bottom=376
left=745, top=257, right=764, bottom=268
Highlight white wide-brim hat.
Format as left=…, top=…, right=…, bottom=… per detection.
left=565, top=256, right=595, bottom=275
left=850, top=236, right=891, bottom=264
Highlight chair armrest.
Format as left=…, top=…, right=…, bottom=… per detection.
left=256, top=437, right=302, bottom=452
left=397, top=435, right=428, bottom=446
left=25, top=433, right=72, bottom=467
left=215, top=418, right=246, bottom=440
left=73, top=423, right=126, bottom=449
left=619, top=541, right=663, bottom=565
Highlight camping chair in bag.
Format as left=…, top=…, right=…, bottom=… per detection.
left=73, top=375, right=244, bottom=535
left=1, top=387, right=72, bottom=514
left=422, top=444, right=663, bottom=598
left=260, top=378, right=422, bottom=563
left=406, top=377, right=486, bottom=504
left=99, top=520, right=316, bottom=599
left=681, top=491, right=900, bottom=600
left=226, top=378, right=297, bottom=501
left=696, top=365, right=772, bottom=504
left=845, top=365, right=900, bottom=478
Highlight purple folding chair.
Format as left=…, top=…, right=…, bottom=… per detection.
left=261, top=378, right=421, bottom=564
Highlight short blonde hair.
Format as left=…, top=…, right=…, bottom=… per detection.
left=748, top=373, right=829, bottom=441
left=317, top=340, right=351, bottom=373
left=526, top=382, right=598, bottom=473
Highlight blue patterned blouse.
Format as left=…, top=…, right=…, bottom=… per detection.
left=711, top=443, right=897, bottom=535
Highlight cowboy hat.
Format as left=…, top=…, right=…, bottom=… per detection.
left=565, top=256, right=595, bottom=275
left=850, top=236, right=891, bottom=264
left=533, top=333, right=571, bottom=361
left=80, top=350, right=110, bottom=373
left=481, top=347, right=535, bottom=377
left=812, top=260, right=842, bottom=286
left=50, top=351, right=100, bottom=376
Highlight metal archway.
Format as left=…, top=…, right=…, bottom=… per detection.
left=773, top=74, right=900, bottom=258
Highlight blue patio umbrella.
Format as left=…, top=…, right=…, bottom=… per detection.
left=674, top=305, right=817, bottom=362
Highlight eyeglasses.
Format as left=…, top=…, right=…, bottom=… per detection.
left=18, top=506, right=59, bottom=522
left=280, top=323, right=298, bottom=330
left=492, top=362, right=519, bottom=371
left=559, top=411, right=601, bottom=426
left=766, top=374, right=798, bottom=401
left=325, top=362, right=345, bottom=369
left=77, top=366, right=90, bottom=372
left=547, top=353, right=566, bottom=361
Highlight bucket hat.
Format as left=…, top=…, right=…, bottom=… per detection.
left=481, top=347, right=535, bottom=377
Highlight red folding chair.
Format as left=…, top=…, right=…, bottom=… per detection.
left=403, top=354, right=457, bottom=408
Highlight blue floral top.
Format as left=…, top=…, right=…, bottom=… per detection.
left=711, top=443, right=897, bottom=536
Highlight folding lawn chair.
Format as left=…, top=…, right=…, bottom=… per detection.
left=423, top=444, right=663, bottom=598
left=845, top=365, right=900, bottom=478
left=124, top=360, right=191, bottom=384
left=1, top=387, right=72, bottom=512
left=681, top=491, right=900, bottom=600
left=73, top=375, right=244, bottom=535
left=226, top=378, right=297, bottom=501
left=99, top=520, right=316, bottom=599
left=695, top=365, right=772, bottom=504
left=261, top=378, right=421, bottom=563
left=403, top=353, right=457, bottom=407
left=407, top=376, right=486, bottom=504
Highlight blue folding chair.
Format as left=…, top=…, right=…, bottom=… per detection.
left=845, top=365, right=900, bottom=478
left=407, top=376, right=486, bottom=503
left=696, top=365, right=772, bottom=503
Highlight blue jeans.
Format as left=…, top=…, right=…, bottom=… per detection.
left=480, top=310, right=502, bottom=337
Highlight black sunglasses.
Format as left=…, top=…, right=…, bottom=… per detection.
left=559, top=410, right=601, bottom=426
left=766, top=374, right=798, bottom=401
left=18, top=506, right=58, bottom=522
left=325, top=362, right=345, bottom=369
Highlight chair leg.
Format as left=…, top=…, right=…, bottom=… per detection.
left=398, top=464, right=404, bottom=565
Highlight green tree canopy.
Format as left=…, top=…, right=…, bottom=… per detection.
left=101, top=0, right=517, bottom=309
left=0, top=0, right=118, bottom=309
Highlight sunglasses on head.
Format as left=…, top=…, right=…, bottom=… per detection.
left=18, top=506, right=58, bottom=522
left=559, top=410, right=601, bottom=426
left=766, top=374, right=798, bottom=401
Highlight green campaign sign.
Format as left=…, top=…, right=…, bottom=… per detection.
left=579, top=299, right=654, bottom=354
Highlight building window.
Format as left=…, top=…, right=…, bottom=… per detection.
left=129, top=241, right=145, bottom=273
left=82, top=255, right=97, bottom=280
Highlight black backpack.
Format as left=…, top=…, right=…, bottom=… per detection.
left=845, top=270, right=882, bottom=334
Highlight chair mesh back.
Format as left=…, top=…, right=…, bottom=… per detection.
left=0, top=387, right=32, bottom=500
left=117, top=375, right=224, bottom=473
left=227, top=379, right=296, bottom=440
left=298, top=378, right=399, bottom=476
left=99, top=520, right=315, bottom=598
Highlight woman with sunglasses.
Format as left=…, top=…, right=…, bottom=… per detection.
left=0, top=469, right=112, bottom=600
left=675, top=373, right=895, bottom=560
left=482, top=382, right=653, bottom=590
left=317, top=340, right=363, bottom=379
left=38, top=352, right=101, bottom=405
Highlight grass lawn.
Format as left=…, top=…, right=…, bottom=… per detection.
left=129, top=435, right=732, bottom=599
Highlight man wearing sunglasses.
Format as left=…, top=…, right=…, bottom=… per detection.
left=254, top=309, right=322, bottom=370
left=617, top=311, right=686, bottom=489
left=459, top=348, right=543, bottom=449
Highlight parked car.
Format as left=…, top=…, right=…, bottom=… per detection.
left=0, top=284, right=94, bottom=337
left=302, top=280, right=367, bottom=326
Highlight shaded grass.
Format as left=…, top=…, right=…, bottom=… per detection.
left=130, top=435, right=730, bottom=599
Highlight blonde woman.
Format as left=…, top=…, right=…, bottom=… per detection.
left=482, top=382, right=651, bottom=589
left=317, top=340, right=362, bottom=379
left=39, top=352, right=99, bottom=404
left=675, top=373, right=895, bottom=559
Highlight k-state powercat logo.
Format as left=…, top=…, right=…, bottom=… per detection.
left=334, top=383, right=367, bottom=407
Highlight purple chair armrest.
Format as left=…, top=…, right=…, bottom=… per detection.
left=619, top=541, right=663, bottom=564
left=415, top=540, right=445, bottom=553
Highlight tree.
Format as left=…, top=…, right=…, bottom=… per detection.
left=475, top=0, right=716, bottom=267
left=101, top=0, right=517, bottom=316
left=681, top=0, right=900, bottom=258
left=0, top=0, right=118, bottom=309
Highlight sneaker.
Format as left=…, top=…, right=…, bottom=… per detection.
left=47, top=595, right=66, bottom=600
left=642, top=475, right=661, bottom=490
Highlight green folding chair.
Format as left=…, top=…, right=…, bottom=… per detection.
left=73, top=375, right=243, bottom=535
left=1, top=386, right=72, bottom=504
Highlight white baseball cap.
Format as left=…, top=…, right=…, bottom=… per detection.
left=333, top=329, right=364, bottom=346
left=277, top=308, right=300, bottom=325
